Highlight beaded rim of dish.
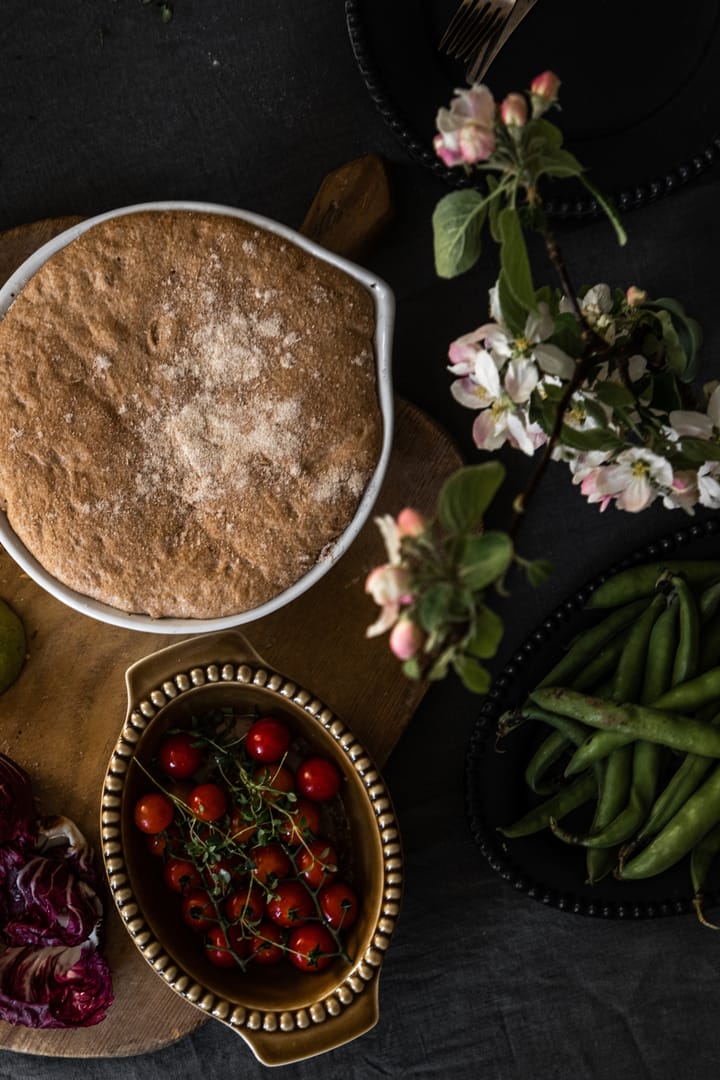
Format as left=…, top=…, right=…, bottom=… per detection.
left=101, top=662, right=403, bottom=1035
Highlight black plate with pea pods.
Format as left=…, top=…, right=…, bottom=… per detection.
left=466, top=516, right=720, bottom=919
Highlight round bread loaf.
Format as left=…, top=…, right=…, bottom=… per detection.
left=0, top=210, right=382, bottom=618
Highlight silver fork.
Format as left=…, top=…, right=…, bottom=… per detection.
left=439, top=0, right=517, bottom=79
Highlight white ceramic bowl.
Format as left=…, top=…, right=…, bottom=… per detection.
left=0, top=202, right=394, bottom=632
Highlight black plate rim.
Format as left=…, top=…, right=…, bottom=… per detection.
left=466, top=515, right=720, bottom=920
left=345, top=0, right=720, bottom=222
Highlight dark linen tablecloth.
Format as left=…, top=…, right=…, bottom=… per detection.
left=1, top=3, right=720, bottom=1078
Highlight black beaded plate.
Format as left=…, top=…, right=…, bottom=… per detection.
left=346, top=0, right=720, bottom=221
left=466, top=516, right=720, bottom=918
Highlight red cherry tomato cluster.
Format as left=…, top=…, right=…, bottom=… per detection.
left=133, top=712, right=359, bottom=974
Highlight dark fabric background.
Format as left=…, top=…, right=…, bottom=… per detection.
left=1, top=2, right=720, bottom=1077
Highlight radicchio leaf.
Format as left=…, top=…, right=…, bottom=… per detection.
left=0, top=943, right=113, bottom=1028
left=0, top=755, right=114, bottom=1027
left=3, top=855, right=102, bottom=947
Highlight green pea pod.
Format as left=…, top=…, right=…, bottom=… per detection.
left=636, top=752, right=714, bottom=843
left=634, top=707, right=720, bottom=843
left=609, top=593, right=666, bottom=702
left=583, top=748, right=631, bottom=882
left=524, top=730, right=570, bottom=795
left=553, top=740, right=659, bottom=850
left=534, top=598, right=649, bottom=691
left=671, top=575, right=701, bottom=685
left=651, top=666, right=720, bottom=714
left=699, top=579, right=720, bottom=624
left=568, top=630, right=632, bottom=693
left=691, top=821, right=720, bottom=928
left=517, top=704, right=589, bottom=747
left=531, top=689, right=720, bottom=758
left=587, top=560, right=720, bottom=609
left=498, top=771, right=597, bottom=838
left=565, top=730, right=634, bottom=776
left=640, top=597, right=678, bottom=704
left=618, top=763, right=720, bottom=880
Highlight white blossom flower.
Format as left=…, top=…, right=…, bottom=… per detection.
left=662, top=472, right=699, bottom=514
left=698, top=462, right=720, bottom=509
left=670, top=384, right=720, bottom=440
left=587, top=447, right=674, bottom=513
left=560, top=283, right=617, bottom=343
left=434, top=84, right=496, bottom=167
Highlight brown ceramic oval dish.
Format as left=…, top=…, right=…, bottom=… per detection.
left=101, top=630, right=403, bottom=1066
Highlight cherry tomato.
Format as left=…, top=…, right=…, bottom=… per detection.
left=249, top=920, right=285, bottom=966
left=203, top=856, right=244, bottom=896
left=205, top=923, right=247, bottom=968
left=158, top=731, right=204, bottom=779
left=245, top=717, right=291, bottom=763
left=225, top=881, right=266, bottom=927
left=287, top=924, right=336, bottom=972
left=187, top=782, right=228, bottom=822
left=181, top=888, right=218, bottom=933
left=134, top=792, right=174, bottom=834
left=163, top=857, right=202, bottom=895
left=295, top=757, right=342, bottom=802
left=318, top=880, right=359, bottom=930
left=145, top=822, right=182, bottom=857
left=266, top=880, right=315, bottom=928
left=279, top=799, right=322, bottom=847
left=249, top=843, right=291, bottom=886
left=229, top=805, right=258, bottom=846
left=297, top=838, right=338, bottom=889
left=253, top=763, right=295, bottom=803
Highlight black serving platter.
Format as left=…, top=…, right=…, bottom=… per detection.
left=466, top=516, right=720, bottom=918
left=346, top=0, right=720, bottom=221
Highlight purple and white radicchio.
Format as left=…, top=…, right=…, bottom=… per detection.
left=0, top=753, right=114, bottom=1028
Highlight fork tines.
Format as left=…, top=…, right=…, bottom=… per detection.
left=440, top=1, right=504, bottom=62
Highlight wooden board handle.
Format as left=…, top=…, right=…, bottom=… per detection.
left=299, top=154, right=394, bottom=260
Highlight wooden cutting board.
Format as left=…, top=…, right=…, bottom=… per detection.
left=0, top=160, right=463, bottom=1057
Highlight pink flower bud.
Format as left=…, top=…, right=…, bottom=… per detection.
left=389, top=618, right=424, bottom=661
left=530, top=70, right=561, bottom=101
left=500, top=93, right=527, bottom=128
left=365, top=564, right=413, bottom=606
left=529, top=71, right=560, bottom=116
left=396, top=508, right=428, bottom=538
left=625, top=286, right=647, bottom=308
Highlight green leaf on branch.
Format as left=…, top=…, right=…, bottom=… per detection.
left=465, top=603, right=504, bottom=658
left=432, top=189, right=488, bottom=279
left=652, top=308, right=690, bottom=378
left=592, top=380, right=637, bottom=408
left=523, top=117, right=564, bottom=150
left=498, top=206, right=537, bottom=315
left=437, top=463, right=506, bottom=534
left=560, top=424, right=624, bottom=453
left=402, top=657, right=422, bottom=681
left=677, top=437, right=720, bottom=464
left=537, top=146, right=584, bottom=179
left=453, top=654, right=492, bottom=694
left=458, top=531, right=514, bottom=590
left=578, top=174, right=627, bottom=246
left=548, top=311, right=585, bottom=356
left=523, top=559, right=554, bottom=586
left=417, top=583, right=455, bottom=633
left=648, top=297, right=703, bottom=383
left=497, top=268, right=527, bottom=336
left=486, top=175, right=503, bottom=243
